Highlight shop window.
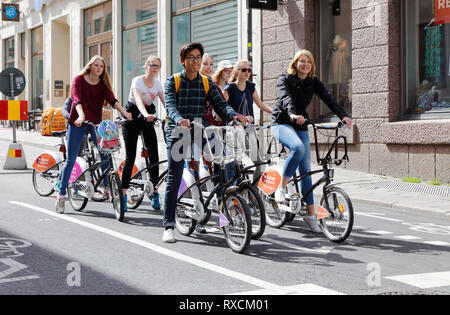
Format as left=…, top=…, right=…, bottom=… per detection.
left=405, top=0, right=450, bottom=114
left=122, top=0, right=158, bottom=106
left=4, top=37, right=14, bottom=68
left=319, top=0, right=352, bottom=119
left=84, top=1, right=113, bottom=79
left=123, top=0, right=157, bottom=26
left=171, top=0, right=238, bottom=74
left=31, top=27, right=43, bottom=110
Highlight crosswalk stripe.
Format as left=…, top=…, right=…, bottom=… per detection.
left=385, top=271, right=450, bottom=289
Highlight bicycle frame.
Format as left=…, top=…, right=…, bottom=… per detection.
left=287, top=121, right=349, bottom=210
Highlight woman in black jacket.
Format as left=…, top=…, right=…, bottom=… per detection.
left=271, top=49, right=352, bottom=232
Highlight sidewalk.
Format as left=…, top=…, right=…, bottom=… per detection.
left=1, top=127, right=450, bottom=217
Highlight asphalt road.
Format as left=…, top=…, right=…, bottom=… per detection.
left=1, top=140, right=449, bottom=296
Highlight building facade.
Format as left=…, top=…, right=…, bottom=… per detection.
left=1, top=0, right=449, bottom=182
left=0, top=0, right=258, bottom=116
left=262, top=0, right=450, bottom=183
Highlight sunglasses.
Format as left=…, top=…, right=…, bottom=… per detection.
left=148, top=64, right=161, bottom=69
left=240, top=68, right=252, bottom=73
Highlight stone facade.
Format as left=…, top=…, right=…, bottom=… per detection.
left=261, top=0, right=450, bottom=183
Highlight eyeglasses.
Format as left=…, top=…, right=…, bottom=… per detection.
left=223, top=70, right=232, bottom=74
left=240, top=68, right=252, bottom=73
left=148, top=64, right=161, bottom=69
left=185, top=56, right=203, bottom=62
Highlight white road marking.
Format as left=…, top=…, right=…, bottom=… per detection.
left=386, top=271, right=450, bottom=289
left=229, top=283, right=345, bottom=295
left=0, top=258, right=40, bottom=284
left=366, top=230, right=394, bottom=235
left=394, top=235, right=422, bottom=240
left=355, top=212, right=403, bottom=222
left=9, top=201, right=343, bottom=294
left=422, top=241, right=450, bottom=247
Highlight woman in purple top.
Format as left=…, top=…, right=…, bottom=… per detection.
left=55, top=55, right=131, bottom=214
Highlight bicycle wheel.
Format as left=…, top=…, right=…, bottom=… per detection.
left=319, top=186, right=354, bottom=243
left=109, top=172, right=125, bottom=222
left=32, top=166, right=59, bottom=197
left=67, top=174, right=89, bottom=212
left=222, top=192, right=252, bottom=253
left=262, top=191, right=290, bottom=228
left=175, top=187, right=198, bottom=236
left=239, top=183, right=266, bottom=240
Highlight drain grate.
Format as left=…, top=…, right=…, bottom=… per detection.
left=359, top=181, right=450, bottom=198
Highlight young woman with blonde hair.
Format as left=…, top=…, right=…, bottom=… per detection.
left=223, top=60, right=272, bottom=123
left=271, top=49, right=352, bottom=232
left=55, top=55, right=132, bottom=214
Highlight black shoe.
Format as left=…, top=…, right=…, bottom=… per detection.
left=195, top=223, right=207, bottom=234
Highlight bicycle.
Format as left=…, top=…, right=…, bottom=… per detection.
left=198, top=122, right=267, bottom=240
left=257, top=120, right=354, bottom=243
left=174, top=121, right=253, bottom=253
left=32, top=130, right=68, bottom=196
left=116, top=117, right=168, bottom=210
left=66, top=120, right=125, bottom=221
left=32, top=127, right=106, bottom=200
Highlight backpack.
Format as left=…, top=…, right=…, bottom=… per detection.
left=40, top=107, right=66, bottom=136
left=164, top=73, right=223, bottom=133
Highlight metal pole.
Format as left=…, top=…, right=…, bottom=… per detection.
left=9, top=73, right=17, bottom=143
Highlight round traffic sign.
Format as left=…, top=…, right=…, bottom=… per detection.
left=0, top=68, right=26, bottom=97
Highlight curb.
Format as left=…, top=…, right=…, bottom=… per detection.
left=0, top=136, right=58, bottom=151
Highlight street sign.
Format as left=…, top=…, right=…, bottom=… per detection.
left=248, top=0, right=278, bottom=11
left=0, top=67, right=28, bottom=170
left=0, top=68, right=26, bottom=97
left=2, top=3, right=19, bottom=22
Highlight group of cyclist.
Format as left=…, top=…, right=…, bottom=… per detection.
left=52, top=41, right=352, bottom=243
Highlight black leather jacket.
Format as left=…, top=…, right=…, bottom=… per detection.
left=271, top=74, right=348, bottom=131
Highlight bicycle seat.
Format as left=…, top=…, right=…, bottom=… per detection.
left=52, top=130, right=67, bottom=137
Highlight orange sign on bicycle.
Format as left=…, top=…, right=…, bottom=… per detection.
left=317, top=205, right=331, bottom=220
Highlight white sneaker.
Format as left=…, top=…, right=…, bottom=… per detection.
left=275, top=187, right=287, bottom=203
left=162, top=228, right=176, bottom=243
left=55, top=195, right=66, bottom=214
left=303, top=216, right=322, bottom=233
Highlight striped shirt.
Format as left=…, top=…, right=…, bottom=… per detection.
left=164, top=70, right=237, bottom=144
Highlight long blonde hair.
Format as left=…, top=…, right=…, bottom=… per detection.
left=71, top=55, right=114, bottom=105
left=229, top=60, right=251, bottom=83
left=287, top=49, right=316, bottom=79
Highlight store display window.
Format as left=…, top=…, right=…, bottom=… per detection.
left=405, top=0, right=450, bottom=114
left=319, top=0, right=352, bottom=118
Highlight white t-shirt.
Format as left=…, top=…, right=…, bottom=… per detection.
left=128, top=76, right=163, bottom=105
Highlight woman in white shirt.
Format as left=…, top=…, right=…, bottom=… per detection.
left=122, top=56, right=165, bottom=211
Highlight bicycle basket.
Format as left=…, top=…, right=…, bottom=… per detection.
left=97, top=120, right=120, bottom=151
left=312, top=123, right=349, bottom=166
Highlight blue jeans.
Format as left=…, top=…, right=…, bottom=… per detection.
left=271, top=124, right=314, bottom=206
left=59, top=125, right=109, bottom=196
left=163, top=145, right=185, bottom=227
